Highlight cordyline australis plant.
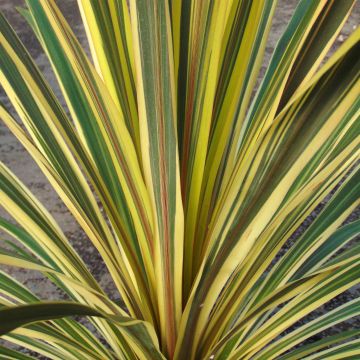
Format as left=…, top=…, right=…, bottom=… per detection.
left=0, top=0, right=359, bottom=359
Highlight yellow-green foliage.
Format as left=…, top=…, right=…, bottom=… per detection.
left=0, top=1, right=359, bottom=359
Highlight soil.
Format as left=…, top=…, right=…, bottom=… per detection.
left=0, top=0, right=359, bottom=358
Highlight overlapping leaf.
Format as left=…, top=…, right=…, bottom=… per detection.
left=0, top=0, right=359, bottom=359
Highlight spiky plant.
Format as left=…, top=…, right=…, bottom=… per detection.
left=0, top=0, right=359, bottom=359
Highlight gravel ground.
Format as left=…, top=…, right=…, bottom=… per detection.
left=0, top=0, right=359, bottom=358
